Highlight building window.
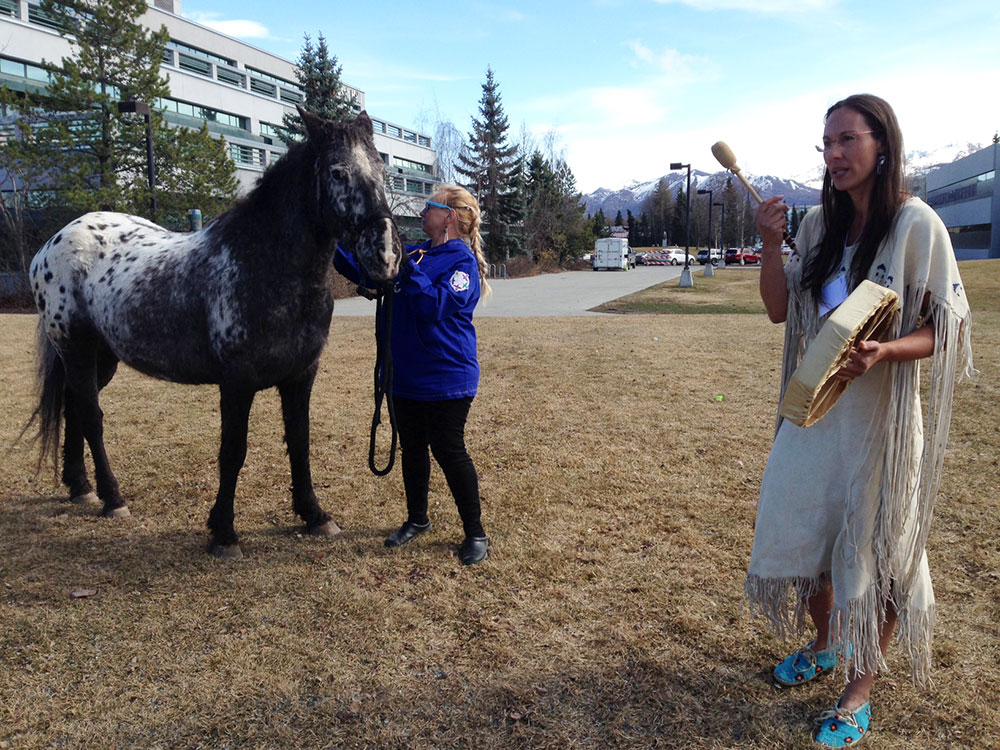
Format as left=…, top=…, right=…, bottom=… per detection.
left=394, top=157, right=432, bottom=174
left=158, top=98, right=248, bottom=131
left=245, top=66, right=302, bottom=96
left=279, top=88, right=303, bottom=104
left=928, top=170, right=995, bottom=209
left=259, top=121, right=282, bottom=138
left=168, top=41, right=235, bottom=68
left=386, top=124, right=401, bottom=139
left=249, top=78, right=276, bottom=98
left=390, top=176, right=404, bottom=191
left=177, top=53, right=213, bottom=78
left=27, top=2, right=62, bottom=32
left=418, top=135, right=431, bottom=148
left=371, top=119, right=386, bottom=134
left=161, top=48, right=174, bottom=67
left=402, top=130, right=416, bottom=143
left=229, top=143, right=266, bottom=167
left=216, top=67, right=246, bottom=89
left=0, top=0, right=18, bottom=19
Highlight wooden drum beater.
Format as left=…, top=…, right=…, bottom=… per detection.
left=711, top=141, right=797, bottom=253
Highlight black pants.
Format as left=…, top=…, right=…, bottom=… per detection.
left=394, top=396, right=484, bottom=538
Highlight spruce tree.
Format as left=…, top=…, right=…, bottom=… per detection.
left=671, top=187, right=687, bottom=247
left=455, top=68, right=519, bottom=262
left=279, top=33, right=355, bottom=143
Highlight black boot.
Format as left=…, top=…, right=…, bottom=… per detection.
left=385, top=520, right=431, bottom=548
left=457, top=535, right=488, bottom=565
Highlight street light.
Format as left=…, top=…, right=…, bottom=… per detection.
left=117, top=99, right=156, bottom=221
left=670, top=161, right=693, bottom=288
left=697, top=188, right=714, bottom=277
left=714, top=201, right=727, bottom=266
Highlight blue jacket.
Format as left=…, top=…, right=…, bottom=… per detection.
left=334, top=239, right=481, bottom=400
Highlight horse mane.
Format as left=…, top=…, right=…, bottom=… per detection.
left=209, top=138, right=319, bottom=250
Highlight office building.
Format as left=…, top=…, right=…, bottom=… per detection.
left=926, top=143, right=999, bottom=260
left=0, top=0, right=438, bottom=229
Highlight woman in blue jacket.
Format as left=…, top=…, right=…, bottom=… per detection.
left=334, top=184, right=491, bottom=565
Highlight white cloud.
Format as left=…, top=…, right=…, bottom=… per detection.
left=184, top=12, right=272, bottom=39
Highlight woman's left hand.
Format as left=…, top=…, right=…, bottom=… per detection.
left=833, top=339, right=882, bottom=381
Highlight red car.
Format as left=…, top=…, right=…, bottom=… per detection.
left=724, top=247, right=760, bottom=265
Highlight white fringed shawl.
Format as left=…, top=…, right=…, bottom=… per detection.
left=746, top=197, right=974, bottom=684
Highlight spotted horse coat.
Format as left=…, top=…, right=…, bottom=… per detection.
left=28, top=108, right=403, bottom=558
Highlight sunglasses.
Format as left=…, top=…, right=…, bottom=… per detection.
left=424, top=200, right=453, bottom=212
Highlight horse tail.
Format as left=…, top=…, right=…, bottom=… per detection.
left=21, top=321, right=65, bottom=477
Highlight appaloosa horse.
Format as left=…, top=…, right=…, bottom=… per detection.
left=28, top=108, right=402, bottom=558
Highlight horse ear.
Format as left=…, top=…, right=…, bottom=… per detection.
left=354, top=110, right=372, bottom=131
left=297, top=105, right=328, bottom=143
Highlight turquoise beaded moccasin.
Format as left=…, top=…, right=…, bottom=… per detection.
left=773, top=641, right=850, bottom=687
left=814, top=701, right=871, bottom=747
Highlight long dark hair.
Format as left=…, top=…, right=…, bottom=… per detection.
left=802, top=94, right=906, bottom=302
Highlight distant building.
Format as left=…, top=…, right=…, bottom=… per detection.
left=926, top=143, right=998, bottom=260
left=609, top=225, right=628, bottom=239
left=0, top=0, right=438, bottom=228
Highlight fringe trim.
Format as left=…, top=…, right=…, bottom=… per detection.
left=744, top=574, right=937, bottom=686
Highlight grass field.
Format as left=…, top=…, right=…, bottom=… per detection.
left=0, top=261, right=997, bottom=748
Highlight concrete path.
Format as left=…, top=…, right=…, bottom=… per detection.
left=332, top=265, right=687, bottom=318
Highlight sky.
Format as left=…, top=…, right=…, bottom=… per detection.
left=180, top=0, right=1000, bottom=193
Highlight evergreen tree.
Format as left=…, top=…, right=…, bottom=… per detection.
left=36, top=0, right=171, bottom=213
left=721, top=176, right=739, bottom=248
left=455, top=68, right=519, bottom=262
left=626, top=209, right=635, bottom=245
left=613, top=209, right=624, bottom=226
left=591, top=208, right=609, bottom=238
left=522, top=150, right=592, bottom=264
left=640, top=178, right=672, bottom=246
left=20, top=0, right=237, bottom=225
left=279, top=33, right=355, bottom=144
left=740, top=191, right=755, bottom=245
left=671, top=187, right=687, bottom=247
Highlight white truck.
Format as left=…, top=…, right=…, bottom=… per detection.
left=592, top=238, right=634, bottom=271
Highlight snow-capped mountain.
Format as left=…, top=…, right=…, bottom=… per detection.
left=581, top=144, right=986, bottom=219
left=581, top=170, right=820, bottom=218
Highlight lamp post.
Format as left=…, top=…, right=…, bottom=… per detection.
left=670, top=161, right=693, bottom=288
left=697, top=188, right=714, bottom=277
left=117, top=99, right=156, bottom=221
left=714, top=201, right=727, bottom=266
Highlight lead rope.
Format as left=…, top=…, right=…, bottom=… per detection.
left=368, top=286, right=397, bottom=475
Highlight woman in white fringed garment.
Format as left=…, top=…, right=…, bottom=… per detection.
left=747, top=94, right=973, bottom=748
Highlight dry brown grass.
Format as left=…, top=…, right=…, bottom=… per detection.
left=1, top=261, right=998, bottom=748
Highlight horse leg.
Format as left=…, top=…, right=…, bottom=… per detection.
left=61, top=350, right=129, bottom=519
left=206, top=384, right=255, bottom=558
left=64, top=348, right=119, bottom=505
left=278, top=366, right=339, bottom=536
left=61, top=389, right=95, bottom=504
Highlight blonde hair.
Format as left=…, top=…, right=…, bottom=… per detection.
left=434, top=184, right=492, bottom=298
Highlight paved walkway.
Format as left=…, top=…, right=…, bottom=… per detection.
left=332, top=265, right=687, bottom=318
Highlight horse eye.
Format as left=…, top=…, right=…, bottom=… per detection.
left=328, top=164, right=350, bottom=181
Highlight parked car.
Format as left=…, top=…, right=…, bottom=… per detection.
left=635, top=252, right=648, bottom=265
left=724, top=247, right=761, bottom=265
left=664, top=248, right=688, bottom=265
left=696, top=248, right=722, bottom=265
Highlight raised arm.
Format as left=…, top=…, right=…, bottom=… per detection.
left=756, top=195, right=790, bottom=324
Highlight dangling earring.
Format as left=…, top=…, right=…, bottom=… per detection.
left=876, top=155, right=886, bottom=176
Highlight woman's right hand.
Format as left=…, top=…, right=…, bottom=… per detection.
left=755, top=195, right=789, bottom=249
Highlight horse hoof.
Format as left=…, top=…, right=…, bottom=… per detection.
left=210, top=544, right=243, bottom=560
left=70, top=492, right=99, bottom=505
left=309, top=521, right=342, bottom=537
left=102, top=506, right=131, bottom=519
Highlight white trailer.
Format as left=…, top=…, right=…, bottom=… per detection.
left=592, top=238, right=633, bottom=271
